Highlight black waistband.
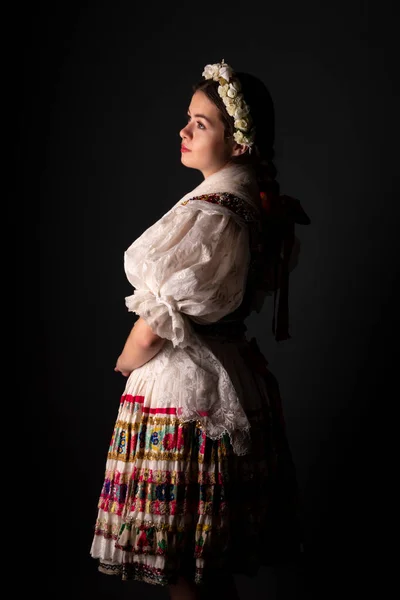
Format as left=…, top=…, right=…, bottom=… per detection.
left=190, top=320, right=247, bottom=340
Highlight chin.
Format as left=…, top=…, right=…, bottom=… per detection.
left=181, top=154, right=197, bottom=170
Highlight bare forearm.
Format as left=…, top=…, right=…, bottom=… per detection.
left=117, top=337, right=165, bottom=371
left=116, top=318, right=166, bottom=373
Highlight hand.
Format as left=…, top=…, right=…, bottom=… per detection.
left=114, top=366, right=131, bottom=377
left=114, top=356, right=133, bottom=377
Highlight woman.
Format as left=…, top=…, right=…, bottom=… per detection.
left=90, top=59, right=309, bottom=600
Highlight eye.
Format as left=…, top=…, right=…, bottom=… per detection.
left=186, top=114, right=206, bottom=130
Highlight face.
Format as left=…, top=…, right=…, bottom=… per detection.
left=179, top=90, right=246, bottom=178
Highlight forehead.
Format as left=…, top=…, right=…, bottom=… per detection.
left=188, top=90, right=221, bottom=121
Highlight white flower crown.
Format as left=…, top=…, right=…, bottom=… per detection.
left=202, top=59, right=256, bottom=148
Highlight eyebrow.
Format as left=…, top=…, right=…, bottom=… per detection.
left=187, top=110, right=214, bottom=125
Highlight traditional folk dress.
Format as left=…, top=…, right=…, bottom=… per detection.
left=90, top=163, right=306, bottom=586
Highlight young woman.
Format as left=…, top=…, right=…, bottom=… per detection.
left=90, top=59, right=310, bottom=600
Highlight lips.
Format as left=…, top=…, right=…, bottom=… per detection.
left=181, top=145, right=191, bottom=152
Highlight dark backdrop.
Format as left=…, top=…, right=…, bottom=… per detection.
left=19, top=1, right=397, bottom=598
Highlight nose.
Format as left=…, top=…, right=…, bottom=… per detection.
left=179, top=122, right=191, bottom=140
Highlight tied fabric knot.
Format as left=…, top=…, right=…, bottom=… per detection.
left=260, top=190, right=310, bottom=226
left=155, top=293, right=178, bottom=318
left=155, top=292, right=187, bottom=346
left=259, top=190, right=311, bottom=341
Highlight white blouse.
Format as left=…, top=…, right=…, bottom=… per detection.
left=124, top=198, right=251, bottom=348
left=122, top=164, right=262, bottom=455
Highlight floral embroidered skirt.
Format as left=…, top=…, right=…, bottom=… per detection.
left=90, top=335, right=303, bottom=586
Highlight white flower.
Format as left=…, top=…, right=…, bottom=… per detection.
left=202, top=64, right=220, bottom=80
left=227, top=83, right=238, bottom=98
left=218, top=83, right=229, bottom=98
left=219, top=63, right=233, bottom=82
left=234, top=104, right=250, bottom=119
left=234, top=118, right=250, bottom=131
left=222, top=95, right=236, bottom=108
left=233, top=130, right=246, bottom=144
left=222, top=95, right=237, bottom=117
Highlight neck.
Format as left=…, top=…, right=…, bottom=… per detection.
left=201, top=160, right=233, bottom=180
left=180, top=162, right=261, bottom=210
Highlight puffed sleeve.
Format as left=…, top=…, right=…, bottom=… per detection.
left=124, top=199, right=251, bottom=348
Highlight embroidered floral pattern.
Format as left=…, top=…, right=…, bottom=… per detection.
left=92, top=388, right=302, bottom=586
left=182, top=191, right=259, bottom=223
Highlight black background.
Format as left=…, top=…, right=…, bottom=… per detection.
left=18, top=1, right=397, bottom=598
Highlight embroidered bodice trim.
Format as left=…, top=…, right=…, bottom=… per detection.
left=181, top=192, right=260, bottom=224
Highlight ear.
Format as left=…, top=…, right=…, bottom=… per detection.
left=231, top=142, right=248, bottom=157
